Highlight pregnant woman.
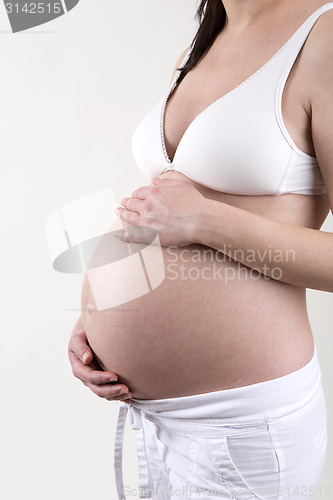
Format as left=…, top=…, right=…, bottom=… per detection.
left=68, top=0, right=333, bottom=498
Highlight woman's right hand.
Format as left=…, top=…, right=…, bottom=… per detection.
left=68, top=316, right=133, bottom=403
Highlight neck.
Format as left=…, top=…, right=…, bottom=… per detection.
left=221, top=0, right=282, bottom=31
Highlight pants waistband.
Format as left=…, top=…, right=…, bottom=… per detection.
left=114, top=343, right=321, bottom=499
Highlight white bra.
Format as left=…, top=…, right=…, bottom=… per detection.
left=131, top=3, right=333, bottom=196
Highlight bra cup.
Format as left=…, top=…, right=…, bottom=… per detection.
left=171, top=71, right=291, bottom=195
left=131, top=96, right=167, bottom=179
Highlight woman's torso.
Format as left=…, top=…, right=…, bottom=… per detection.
left=81, top=0, right=331, bottom=399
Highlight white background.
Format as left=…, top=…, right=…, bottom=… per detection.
left=0, top=1, right=332, bottom=499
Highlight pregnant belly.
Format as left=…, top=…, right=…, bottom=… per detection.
left=81, top=229, right=313, bottom=399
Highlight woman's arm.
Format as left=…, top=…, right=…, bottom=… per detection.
left=118, top=177, right=332, bottom=292
left=118, top=171, right=333, bottom=292
left=194, top=199, right=333, bottom=292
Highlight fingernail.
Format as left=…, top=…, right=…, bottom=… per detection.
left=119, top=389, right=127, bottom=394
left=108, top=377, right=118, bottom=382
left=82, top=352, right=90, bottom=363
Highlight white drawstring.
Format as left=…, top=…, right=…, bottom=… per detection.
left=114, top=402, right=154, bottom=499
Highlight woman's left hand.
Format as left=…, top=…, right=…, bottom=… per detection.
left=114, top=177, right=206, bottom=247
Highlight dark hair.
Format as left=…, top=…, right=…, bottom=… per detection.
left=177, top=0, right=227, bottom=85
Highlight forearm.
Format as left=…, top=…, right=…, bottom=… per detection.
left=195, top=198, right=333, bottom=292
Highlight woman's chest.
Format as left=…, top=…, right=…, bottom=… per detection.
left=164, top=37, right=314, bottom=164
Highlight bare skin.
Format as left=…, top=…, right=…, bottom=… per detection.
left=71, top=0, right=332, bottom=401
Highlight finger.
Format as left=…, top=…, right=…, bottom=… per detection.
left=68, top=330, right=94, bottom=365
left=83, top=380, right=132, bottom=399
left=152, top=177, right=177, bottom=185
left=152, top=177, right=166, bottom=185
left=113, top=226, right=146, bottom=243
left=115, top=207, right=141, bottom=226
left=106, top=393, right=133, bottom=402
left=131, top=185, right=151, bottom=199
left=120, top=197, right=145, bottom=214
left=69, top=351, right=118, bottom=384
left=81, top=380, right=132, bottom=401
left=113, top=225, right=157, bottom=245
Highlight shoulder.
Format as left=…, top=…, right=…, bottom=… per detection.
left=293, top=6, right=333, bottom=114
left=310, top=3, right=333, bottom=37
left=303, top=6, right=333, bottom=87
left=169, top=45, right=191, bottom=84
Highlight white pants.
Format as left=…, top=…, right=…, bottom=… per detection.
left=114, top=343, right=327, bottom=500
